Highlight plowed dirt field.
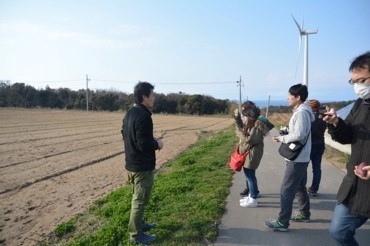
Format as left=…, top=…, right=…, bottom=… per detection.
left=0, top=108, right=233, bottom=246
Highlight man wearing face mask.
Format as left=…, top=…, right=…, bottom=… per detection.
left=323, top=51, right=370, bottom=245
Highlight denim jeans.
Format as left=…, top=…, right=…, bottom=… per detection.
left=127, top=170, right=154, bottom=239
left=310, top=145, right=325, bottom=192
left=329, top=203, right=368, bottom=246
left=278, top=161, right=310, bottom=226
left=242, top=167, right=259, bottom=198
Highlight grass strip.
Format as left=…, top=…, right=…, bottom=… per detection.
left=40, top=126, right=236, bottom=246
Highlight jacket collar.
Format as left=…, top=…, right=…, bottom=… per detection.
left=134, top=103, right=152, bottom=115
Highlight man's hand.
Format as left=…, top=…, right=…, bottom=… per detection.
left=272, top=136, right=280, bottom=142
left=156, top=139, right=164, bottom=150
left=354, top=164, right=370, bottom=180
left=234, top=109, right=239, bottom=118
left=322, top=108, right=339, bottom=126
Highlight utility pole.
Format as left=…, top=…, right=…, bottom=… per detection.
left=86, top=74, right=90, bottom=111
left=236, top=76, right=242, bottom=112
left=266, top=95, right=271, bottom=118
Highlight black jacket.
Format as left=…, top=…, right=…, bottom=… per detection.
left=328, top=98, right=370, bottom=218
left=311, top=112, right=327, bottom=149
left=122, top=104, right=159, bottom=172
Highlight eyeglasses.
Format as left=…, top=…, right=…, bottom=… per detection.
left=348, top=76, right=370, bottom=85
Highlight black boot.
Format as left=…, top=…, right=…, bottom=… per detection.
left=240, top=188, right=249, bottom=196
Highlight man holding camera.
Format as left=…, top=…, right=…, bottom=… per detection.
left=265, top=84, right=314, bottom=232
left=324, top=51, right=370, bottom=245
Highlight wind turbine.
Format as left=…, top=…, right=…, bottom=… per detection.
left=292, top=15, right=317, bottom=87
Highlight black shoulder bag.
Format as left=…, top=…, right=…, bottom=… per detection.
left=278, top=133, right=310, bottom=161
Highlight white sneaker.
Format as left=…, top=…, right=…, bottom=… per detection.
left=239, top=196, right=249, bottom=203
left=240, top=195, right=251, bottom=205
left=240, top=197, right=258, bottom=208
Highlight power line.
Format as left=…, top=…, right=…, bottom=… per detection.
left=93, top=79, right=133, bottom=83
left=10, top=77, right=241, bottom=100
left=93, top=79, right=235, bottom=85
left=15, top=79, right=84, bottom=83
left=156, top=81, right=235, bottom=85
left=15, top=78, right=235, bottom=85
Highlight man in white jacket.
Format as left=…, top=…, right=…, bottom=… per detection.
left=265, top=84, right=315, bottom=231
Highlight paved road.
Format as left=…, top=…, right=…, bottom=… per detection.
left=215, top=129, right=370, bottom=246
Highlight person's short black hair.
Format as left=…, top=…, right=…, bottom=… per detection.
left=349, top=51, right=370, bottom=72
left=289, top=84, right=308, bottom=102
left=241, top=100, right=260, bottom=119
left=134, top=81, right=154, bottom=104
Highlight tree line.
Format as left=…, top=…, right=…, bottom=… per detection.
left=0, top=81, right=232, bottom=115
left=0, top=81, right=354, bottom=116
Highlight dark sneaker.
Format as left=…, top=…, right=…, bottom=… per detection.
left=308, top=187, right=318, bottom=196
left=264, top=219, right=288, bottom=232
left=240, top=188, right=249, bottom=196
left=142, top=222, right=156, bottom=232
left=291, top=212, right=310, bottom=223
left=130, top=232, right=157, bottom=245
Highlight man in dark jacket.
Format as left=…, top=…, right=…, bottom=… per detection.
left=307, top=99, right=327, bottom=196
left=324, top=51, right=370, bottom=245
left=122, top=82, right=164, bottom=245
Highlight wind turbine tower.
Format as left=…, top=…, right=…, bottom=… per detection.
left=292, top=15, right=318, bottom=87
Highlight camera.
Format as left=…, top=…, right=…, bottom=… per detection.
left=279, top=126, right=289, bottom=136
left=318, top=105, right=328, bottom=115
left=318, top=105, right=333, bottom=117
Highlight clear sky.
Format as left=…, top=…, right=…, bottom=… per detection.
left=1, top=0, right=369, bottom=102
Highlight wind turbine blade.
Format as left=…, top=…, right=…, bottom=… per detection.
left=291, top=14, right=302, bottom=33
left=301, top=15, right=304, bottom=31
left=307, top=29, right=318, bottom=34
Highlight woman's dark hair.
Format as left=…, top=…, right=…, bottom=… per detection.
left=349, top=51, right=370, bottom=72
left=240, top=101, right=260, bottom=136
left=288, top=84, right=308, bottom=102
left=241, top=101, right=260, bottom=120
left=134, top=81, right=154, bottom=104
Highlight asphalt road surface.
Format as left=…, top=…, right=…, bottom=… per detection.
left=215, top=129, right=370, bottom=246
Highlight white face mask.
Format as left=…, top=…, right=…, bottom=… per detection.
left=354, top=83, right=370, bottom=99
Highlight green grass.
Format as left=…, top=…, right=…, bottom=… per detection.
left=40, top=126, right=236, bottom=246
left=323, top=145, right=350, bottom=170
